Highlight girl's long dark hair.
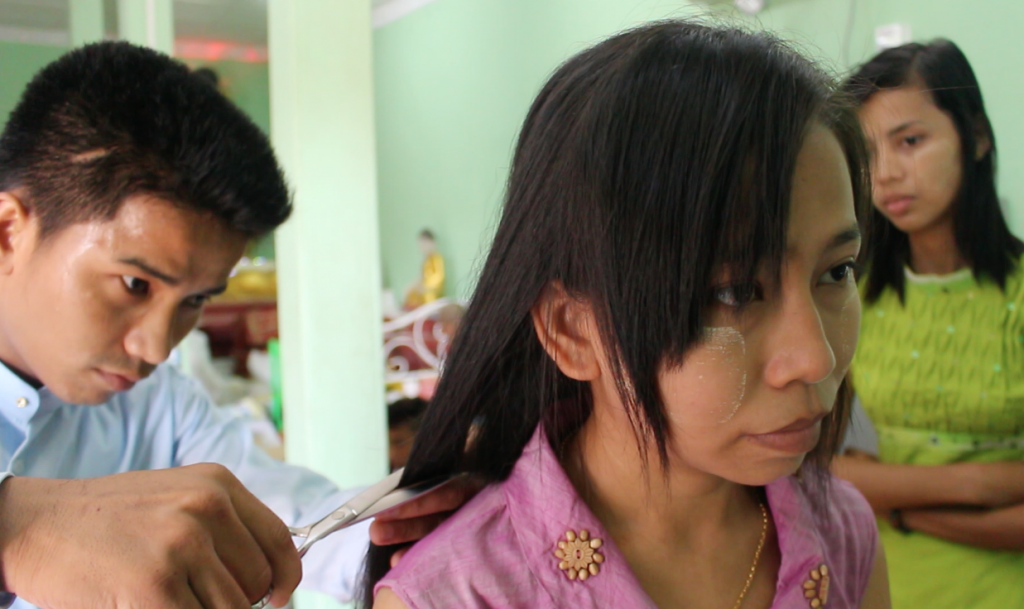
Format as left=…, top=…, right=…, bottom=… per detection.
left=844, top=39, right=1023, bottom=303
left=362, top=20, right=870, bottom=604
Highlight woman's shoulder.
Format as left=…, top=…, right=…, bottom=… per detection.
left=376, top=476, right=563, bottom=609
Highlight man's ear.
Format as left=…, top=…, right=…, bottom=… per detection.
left=0, top=191, right=35, bottom=275
left=530, top=281, right=602, bottom=382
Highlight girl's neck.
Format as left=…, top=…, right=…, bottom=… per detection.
left=564, top=408, right=755, bottom=548
left=561, top=403, right=778, bottom=609
left=907, top=217, right=966, bottom=276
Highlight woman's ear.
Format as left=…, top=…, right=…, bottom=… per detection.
left=973, top=115, right=992, bottom=161
left=530, top=281, right=602, bottom=381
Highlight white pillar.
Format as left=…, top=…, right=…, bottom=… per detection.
left=69, top=0, right=104, bottom=47
left=116, top=0, right=173, bottom=54
left=268, top=1, right=386, bottom=606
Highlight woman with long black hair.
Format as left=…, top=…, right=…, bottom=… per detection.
left=840, top=40, right=1024, bottom=608
left=367, top=21, right=889, bottom=608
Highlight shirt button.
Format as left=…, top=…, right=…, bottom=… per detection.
left=15, top=397, right=28, bottom=408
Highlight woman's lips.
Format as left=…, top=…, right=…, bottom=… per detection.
left=748, top=417, right=823, bottom=454
left=883, top=196, right=914, bottom=217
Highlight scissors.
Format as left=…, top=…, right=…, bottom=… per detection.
left=251, top=468, right=459, bottom=609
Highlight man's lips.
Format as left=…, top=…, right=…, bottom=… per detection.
left=97, top=370, right=142, bottom=391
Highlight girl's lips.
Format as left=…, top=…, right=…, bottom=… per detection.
left=749, top=415, right=824, bottom=454
left=748, top=422, right=821, bottom=454
left=883, top=196, right=914, bottom=217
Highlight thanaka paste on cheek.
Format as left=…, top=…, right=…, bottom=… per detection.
left=669, top=326, right=748, bottom=427
left=834, top=288, right=860, bottom=368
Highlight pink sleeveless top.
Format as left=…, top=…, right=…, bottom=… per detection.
left=378, top=428, right=878, bottom=608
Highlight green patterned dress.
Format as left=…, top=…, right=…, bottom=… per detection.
left=853, top=262, right=1024, bottom=608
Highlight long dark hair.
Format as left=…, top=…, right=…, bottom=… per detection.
left=363, top=20, right=869, bottom=603
left=844, top=39, right=1023, bottom=303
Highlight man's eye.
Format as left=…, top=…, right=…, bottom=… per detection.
left=820, top=262, right=859, bottom=285
left=183, top=294, right=211, bottom=309
left=122, top=276, right=150, bottom=296
left=712, top=283, right=762, bottom=307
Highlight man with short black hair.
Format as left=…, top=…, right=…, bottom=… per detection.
left=0, top=42, right=457, bottom=609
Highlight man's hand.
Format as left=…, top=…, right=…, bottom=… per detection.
left=0, top=464, right=301, bottom=609
left=368, top=476, right=480, bottom=567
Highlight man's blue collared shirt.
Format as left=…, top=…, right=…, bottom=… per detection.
left=0, top=362, right=368, bottom=607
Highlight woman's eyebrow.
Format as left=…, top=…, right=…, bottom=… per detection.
left=888, top=119, right=924, bottom=137
left=826, top=225, right=862, bottom=251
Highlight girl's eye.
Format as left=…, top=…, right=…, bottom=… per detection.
left=903, top=135, right=922, bottom=147
left=122, top=275, right=150, bottom=296
left=713, top=283, right=762, bottom=307
left=820, top=262, right=859, bottom=285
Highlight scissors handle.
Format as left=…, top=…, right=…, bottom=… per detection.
left=251, top=590, right=272, bottom=609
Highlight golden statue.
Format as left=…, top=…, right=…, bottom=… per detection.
left=404, top=229, right=445, bottom=309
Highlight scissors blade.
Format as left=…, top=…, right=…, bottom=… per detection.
left=299, top=468, right=405, bottom=552
left=344, top=474, right=462, bottom=527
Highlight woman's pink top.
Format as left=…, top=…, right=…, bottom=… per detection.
left=378, top=428, right=878, bottom=608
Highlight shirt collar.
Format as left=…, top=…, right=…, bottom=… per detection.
left=0, top=360, right=44, bottom=433
left=504, top=427, right=829, bottom=608
left=766, top=475, right=829, bottom=601
left=502, top=427, right=657, bottom=607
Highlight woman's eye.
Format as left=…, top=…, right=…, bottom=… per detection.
left=903, top=135, right=922, bottom=147
left=122, top=275, right=150, bottom=296
left=713, top=283, right=762, bottom=307
left=820, top=262, right=858, bottom=285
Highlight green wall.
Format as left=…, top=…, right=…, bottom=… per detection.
left=181, top=58, right=272, bottom=136
left=374, top=0, right=1024, bottom=299
left=0, top=41, right=66, bottom=127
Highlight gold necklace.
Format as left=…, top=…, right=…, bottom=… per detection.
left=730, top=501, right=769, bottom=609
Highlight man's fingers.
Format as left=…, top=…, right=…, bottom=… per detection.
left=370, top=511, right=450, bottom=546
left=372, top=477, right=479, bottom=523
left=225, top=481, right=302, bottom=607
left=390, top=546, right=410, bottom=568
left=206, top=511, right=274, bottom=603
left=189, top=559, right=252, bottom=609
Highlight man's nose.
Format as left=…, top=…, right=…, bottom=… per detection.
left=124, top=308, right=177, bottom=366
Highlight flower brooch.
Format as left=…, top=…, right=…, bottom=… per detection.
left=803, top=563, right=830, bottom=607
left=554, top=529, right=604, bottom=581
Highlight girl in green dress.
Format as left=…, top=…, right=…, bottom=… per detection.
left=839, top=39, right=1024, bottom=608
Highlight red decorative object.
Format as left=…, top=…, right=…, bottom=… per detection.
left=199, top=300, right=277, bottom=376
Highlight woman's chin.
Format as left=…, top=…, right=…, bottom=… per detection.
left=729, top=453, right=809, bottom=487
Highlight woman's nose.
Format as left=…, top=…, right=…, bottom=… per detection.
left=763, top=292, right=836, bottom=389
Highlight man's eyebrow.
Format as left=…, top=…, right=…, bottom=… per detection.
left=202, top=284, right=229, bottom=297
left=118, top=257, right=181, bottom=286
left=887, top=120, right=923, bottom=137
left=827, top=225, right=862, bottom=251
